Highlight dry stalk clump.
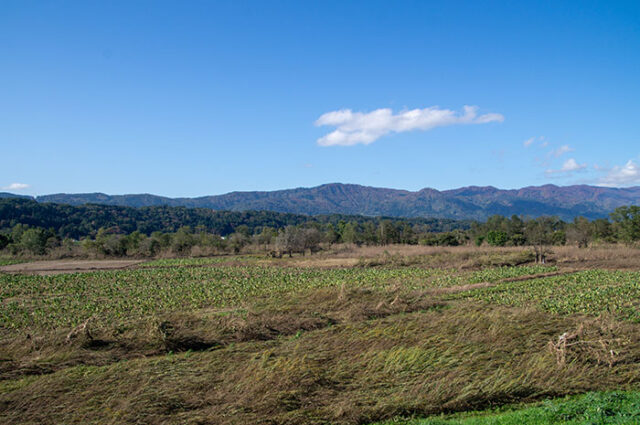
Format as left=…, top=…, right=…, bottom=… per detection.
left=548, top=320, right=630, bottom=368
left=65, top=316, right=93, bottom=344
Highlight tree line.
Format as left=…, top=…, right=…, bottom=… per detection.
left=0, top=220, right=458, bottom=258
left=1, top=198, right=639, bottom=258
left=0, top=199, right=466, bottom=239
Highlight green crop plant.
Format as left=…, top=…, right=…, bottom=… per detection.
left=452, top=269, right=640, bottom=322
left=0, top=265, right=556, bottom=331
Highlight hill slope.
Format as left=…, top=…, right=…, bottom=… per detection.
left=9, top=183, right=640, bottom=220
left=0, top=198, right=468, bottom=239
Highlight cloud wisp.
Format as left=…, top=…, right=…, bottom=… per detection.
left=599, top=160, right=640, bottom=186
left=315, top=105, right=504, bottom=146
left=551, top=145, right=573, bottom=158
left=523, top=136, right=546, bottom=148
left=546, top=158, right=587, bottom=176
left=2, top=183, right=30, bottom=191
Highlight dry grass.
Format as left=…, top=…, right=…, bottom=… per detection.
left=2, top=300, right=640, bottom=424
left=285, top=244, right=640, bottom=271
left=5, top=244, right=639, bottom=274
left=550, top=244, right=640, bottom=270
left=2, top=247, right=640, bottom=424
left=0, top=286, right=443, bottom=381
left=272, top=245, right=537, bottom=269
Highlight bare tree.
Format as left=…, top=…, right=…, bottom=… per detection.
left=276, top=226, right=323, bottom=257
left=567, top=217, right=592, bottom=248
left=525, top=217, right=555, bottom=263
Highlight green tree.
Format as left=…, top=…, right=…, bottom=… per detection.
left=552, top=230, right=567, bottom=246
left=10, top=224, right=29, bottom=246
left=340, top=222, right=358, bottom=244
left=124, top=231, right=145, bottom=255
left=235, top=225, right=251, bottom=237
left=361, top=221, right=378, bottom=245
left=486, top=230, right=509, bottom=247
left=610, top=206, right=640, bottom=243
left=20, top=228, right=48, bottom=255
left=324, top=224, right=340, bottom=244
left=228, top=232, right=250, bottom=254
left=276, top=226, right=298, bottom=257
left=592, top=218, right=614, bottom=243
left=255, top=226, right=277, bottom=246
left=525, top=217, right=556, bottom=263
left=0, top=233, right=9, bottom=250
left=510, top=233, right=526, bottom=246
left=276, top=226, right=323, bottom=256
left=567, top=217, right=592, bottom=248
left=171, top=226, right=195, bottom=254
left=400, top=223, right=416, bottom=244
left=507, top=215, right=525, bottom=236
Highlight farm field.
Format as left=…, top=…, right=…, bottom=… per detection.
left=1, top=248, right=640, bottom=424
left=5, top=1, right=640, bottom=423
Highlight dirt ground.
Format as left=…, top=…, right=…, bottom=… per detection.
left=0, top=259, right=144, bottom=275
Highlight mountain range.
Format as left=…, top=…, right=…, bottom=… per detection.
left=4, top=183, right=640, bottom=221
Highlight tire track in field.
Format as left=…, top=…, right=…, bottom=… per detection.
left=428, top=269, right=580, bottom=295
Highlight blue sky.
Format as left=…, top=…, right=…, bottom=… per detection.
left=1, top=1, right=639, bottom=197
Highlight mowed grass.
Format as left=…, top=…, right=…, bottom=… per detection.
left=452, top=270, right=640, bottom=322
left=378, top=391, right=640, bottom=424
left=0, top=264, right=554, bottom=330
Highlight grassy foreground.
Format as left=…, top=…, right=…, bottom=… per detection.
left=3, top=300, right=640, bottom=424
left=379, top=391, right=640, bottom=424
left=1, top=253, right=639, bottom=424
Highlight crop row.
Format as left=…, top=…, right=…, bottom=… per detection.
left=139, top=256, right=261, bottom=267
left=0, top=265, right=555, bottom=331
left=453, top=269, right=640, bottom=322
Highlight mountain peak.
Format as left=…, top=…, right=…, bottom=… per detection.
left=28, top=183, right=640, bottom=220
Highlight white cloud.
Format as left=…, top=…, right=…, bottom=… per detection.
left=524, top=136, right=547, bottom=148
left=315, top=105, right=504, bottom=146
left=2, top=183, right=30, bottom=191
left=599, top=160, right=640, bottom=186
left=560, top=158, right=587, bottom=172
left=551, top=145, right=573, bottom=157
left=545, top=158, right=587, bottom=175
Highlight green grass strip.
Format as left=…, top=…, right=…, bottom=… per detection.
left=378, top=391, right=640, bottom=424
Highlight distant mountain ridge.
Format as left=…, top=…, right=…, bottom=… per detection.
left=0, top=192, right=32, bottom=200
left=6, top=183, right=640, bottom=220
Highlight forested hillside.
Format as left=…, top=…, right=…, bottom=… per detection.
left=0, top=198, right=468, bottom=239
left=25, top=183, right=640, bottom=220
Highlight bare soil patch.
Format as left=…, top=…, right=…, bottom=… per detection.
left=0, top=259, right=144, bottom=275
left=428, top=270, right=576, bottom=295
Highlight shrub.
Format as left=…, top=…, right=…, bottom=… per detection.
left=486, top=230, right=509, bottom=247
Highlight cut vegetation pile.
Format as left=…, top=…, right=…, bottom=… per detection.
left=1, top=252, right=639, bottom=424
